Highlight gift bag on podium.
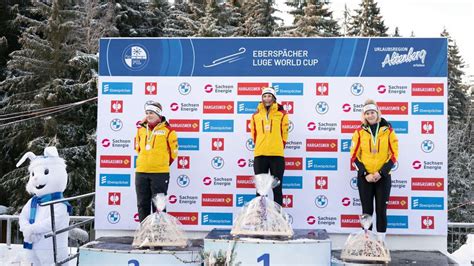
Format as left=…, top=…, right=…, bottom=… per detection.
left=132, top=194, right=188, bottom=248
left=341, top=214, right=391, bottom=263
left=231, top=174, right=293, bottom=237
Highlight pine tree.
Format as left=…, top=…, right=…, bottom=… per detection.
left=197, top=0, right=225, bottom=37
left=240, top=0, right=280, bottom=37
left=442, top=29, right=473, bottom=225
left=341, top=3, right=351, bottom=36
left=219, top=1, right=243, bottom=37
left=286, top=0, right=340, bottom=37
left=164, top=2, right=202, bottom=37
left=393, top=26, right=400, bottom=37
left=284, top=0, right=304, bottom=24
left=0, top=0, right=97, bottom=214
left=115, top=0, right=170, bottom=37
left=347, top=0, right=388, bottom=37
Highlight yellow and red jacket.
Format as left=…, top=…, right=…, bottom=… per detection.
left=135, top=118, right=178, bottom=173
left=350, top=118, right=399, bottom=175
left=250, top=102, right=289, bottom=157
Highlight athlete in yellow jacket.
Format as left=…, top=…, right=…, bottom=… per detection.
left=350, top=99, right=398, bottom=241
left=250, top=87, right=289, bottom=206
left=134, top=101, right=178, bottom=222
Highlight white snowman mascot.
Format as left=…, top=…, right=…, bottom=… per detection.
left=17, top=146, right=72, bottom=265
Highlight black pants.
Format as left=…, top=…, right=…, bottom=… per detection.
left=253, top=156, right=285, bottom=206
left=357, top=173, right=391, bottom=232
left=135, top=172, right=170, bottom=222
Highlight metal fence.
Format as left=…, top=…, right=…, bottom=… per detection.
left=447, top=222, right=474, bottom=253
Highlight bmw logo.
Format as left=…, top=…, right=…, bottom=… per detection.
left=177, top=174, right=190, bottom=187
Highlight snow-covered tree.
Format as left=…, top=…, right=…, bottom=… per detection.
left=197, top=0, right=225, bottom=37
left=219, top=1, right=243, bottom=36
left=240, top=0, right=280, bottom=37
left=115, top=0, right=170, bottom=37
left=0, top=0, right=97, bottom=214
left=164, top=2, right=202, bottom=37
left=347, top=0, right=388, bottom=37
left=285, top=0, right=340, bottom=37
left=284, top=0, right=304, bottom=24
left=393, top=26, right=400, bottom=37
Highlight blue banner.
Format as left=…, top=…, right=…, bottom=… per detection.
left=99, top=38, right=447, bottom=77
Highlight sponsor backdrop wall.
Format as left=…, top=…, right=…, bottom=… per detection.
left=97, top=38, right=447, bottom=235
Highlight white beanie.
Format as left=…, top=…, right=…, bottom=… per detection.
left=261, top=87, right=276, bottom=99
left=144, top=101, right=162, bottom=117
left=363, top=103, right=379, bottom=114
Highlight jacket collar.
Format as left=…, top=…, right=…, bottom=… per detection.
left=361, top=118, right=391, bottom=132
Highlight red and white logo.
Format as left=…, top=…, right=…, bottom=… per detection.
left=212, top=138, right=224, bottom=151
left=168, top=212, right=199, bottom=225
left=282, top=101, right=294, bottom=114
left=387, top=196, right=409, bottom=209
left=170, top=102, right=179, bottom=111
left=307, top=216, right=316, bottom=225
left=306, top=139, right=337, bottom=152
left=100, top=155, right=131, bottom=168
left=237, top=158, right=247, bottom=168
left=236, top=175, right=255, bottom=188
left=145, top=82, right=157, bottom=95
left=168, top=195, right=177, bottom=204
left=177, top=156, right=190, bottom=169
left=411, top=178, right=444, bottom=191
left=246, top=120, right=251, bottom=133
left=201, top=194, right=233, bottom=207
left=342, top=197, right=351, bottom=206
left=134, top=213, right=140, bottom=222
left=341, top=120, right=361, bottom=133
left=101, top=138, right=111, bottom=148
left=316, top=83, right=329, bottom=96
left=237, top=82, right=268, bottom=95
left=341, top=215, right=361, bottom=228
left=342, top=103, right=351, bottom=112
left=307, top=122, right=317, bottom=131
left=421, top=121, right=434, bottom=134
left=421, top=216, right=435, bottom=229
left=108, top=192, right=121, bottom=205
left=169, top=119, right=200, bottom=132
left=412, top=160, right=422, bottom=170
left=377, top=102, right=408, bottom=115
left=203, top=101, right=234, bottom=114
left=204, top=84, right=214, bottom=93
left=282, top=195, right=293, bottom=208
left=377, top=85, right=387, bottom=94
left=285, top=157, right=303, bottom=170
left=111, top=100, right=123, bottom=113
left=315, top=176, right=328, bottom=190
left=412, top=83, right=444, bottom=96
left=203, top=176, right=212, bottom=186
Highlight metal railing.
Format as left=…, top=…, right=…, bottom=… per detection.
left=447, top=222, right=474, bottom=253
left=0, top=192, right=95, bottom=265
left=39, top=192, right=95, bottom=265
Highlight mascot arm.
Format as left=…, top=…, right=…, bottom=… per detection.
left=19, top=199, right=32, bottom=236
left=29, top=204, right=68, bottom=235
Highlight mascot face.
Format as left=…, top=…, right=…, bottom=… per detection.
left=17, top=147, right=68, bottom=197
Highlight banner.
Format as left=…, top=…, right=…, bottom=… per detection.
left=96, top=38, right=447, bottom=235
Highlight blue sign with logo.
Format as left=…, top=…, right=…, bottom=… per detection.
left=387, top=215, right=409, bottom=229
left=340, top=139, right=351, bottom=152
left=236, top=194, right=256, bottom=207
left=201, top=212, right=233, bottom=226
left=99, top=174, right=130, bottom=187
left=178, top=138, right=200, bottom=151
left=411, top=102, right=444, bottom=115
left=390, top=121, right=409, bottom=134
left=272, top=82, right=304, bottom=95
left=203, top=120, right=234, bottom=132
left=282, top=176, right=303, bottom=189
left=99, top=38, right=447, bottom=77
left=411, top=197, right=444, bottom=210
left=237, top=101, right=260, bottom=114
left=306, top=158, right=338, bottom=171
left=102, top=82, right=133, bottom=94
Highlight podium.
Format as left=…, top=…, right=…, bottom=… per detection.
left=78, top=237, right=202, bottom=265
left=204, top=229, right=331, bottom=265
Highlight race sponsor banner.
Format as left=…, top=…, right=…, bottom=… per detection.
left=96, top=38, right=447, bottom=235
